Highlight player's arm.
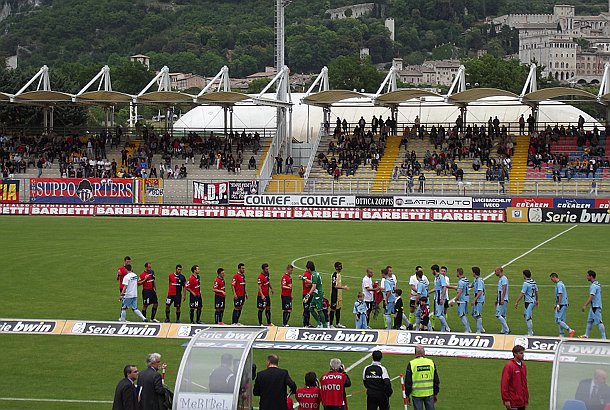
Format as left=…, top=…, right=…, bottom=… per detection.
left=185, top=280, right=196, bottom=296
left=556, top=291, right=563, bottom=311
left=582, top=294, right=594, bottom=312
left=269, top=279, right=274, bottom=295
left=514, top=291, right=524, bottom=308
left=500, top=283, right=507, bottom=305
left=472, top=289, right=482, bottom=306
left=182, top=278, right=187, bottom=302
left=231, top=277, right=237, bottom=297
left=281, top=278, right=291, bottom=291
left=535, top=288, right=539, bottom=307
left=455, top=287, right=463, bottom=301
left=257, top=277, right=263, bottom=296
left=116, top=268, right=121, bottom=281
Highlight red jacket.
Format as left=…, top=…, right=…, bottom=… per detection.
left=501, top=359, right=528, bottom=408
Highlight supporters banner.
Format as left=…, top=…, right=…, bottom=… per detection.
left=141, top=178, right=164, bottom=204
left=392, top=196, right=473, bottom=209
left=355, top=196, right=395, bottom=208
left=511, top=197, right=553, bottom=208
left=0, top=319, right=64, bottom=334
left=244, top=194, right=356, bottom=207
left=472, top=197, right=512, bottom=209
left=506, top=207, right=529, bottom=223
left=596, top=199, right=610, bottom=209
left=63, top=320, right=169, bottom=338
left=553, top=198, right=595, bottom=208
left=541, top=208, right=610, bottom=224
left=192, top=181, right=229, bottom=204
left=29, top=178, right=136, bottom=204
left=228, top=181, right=259, bottom=204
left=0, top=179, right=19, bottom=203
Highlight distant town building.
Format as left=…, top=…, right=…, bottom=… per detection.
left=326, top=3, right=376, bottom=20
left=492, top=4, right=610, bottom=83
left=169, top=72, right=205, bottom=91
left=385, top=18, right=395, bottom=41
left=130, top=54, right=150, bottom=70
left=391, top=58, right=460, bottom=87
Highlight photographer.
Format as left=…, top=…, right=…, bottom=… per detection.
left=320, top=358, right=351, bottom=410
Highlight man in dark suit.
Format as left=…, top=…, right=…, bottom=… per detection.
left=575, top=369, right=610, bottom=410
left=253, top=354, right=297, bottom=410
left=112, top=364, right=139, bottom=410
left=138, top=353, right=166, bottom=410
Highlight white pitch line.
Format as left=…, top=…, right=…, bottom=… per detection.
left=345, top=352, right=372, bottom=373
left=0, top=397, right=112, bottom=404
left=482, top=224, right=578, bottom=281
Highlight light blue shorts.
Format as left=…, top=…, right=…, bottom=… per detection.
left=588, top=307, right=603, bottom=325
left=122, top=297, right=138, bottom=310
left=472, top=302, right=483, bottom=318
left=554, top=305, right=567, bottom=324
left=435, top=302, right=445, bottom=317
left=523, top=302, right=535, bottom=320
left=496, top=302, right=507, bottom=317
left=457, top=302, right=468, bottom=317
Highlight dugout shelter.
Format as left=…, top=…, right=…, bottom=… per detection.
left=173, top=327, right=266, bottom=410
left=551, top=339, right=610, bottom=410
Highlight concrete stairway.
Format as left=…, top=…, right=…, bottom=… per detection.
left=507, top=135, right=530, bottom=194
left=372, top=136, right=401, bottom=192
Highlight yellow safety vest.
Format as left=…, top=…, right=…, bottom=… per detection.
left=410, top=357, right=435, bottom=398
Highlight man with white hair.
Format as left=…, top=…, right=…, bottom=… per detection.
left=320, top=358, right=351, bottom=410
left=138, top=353, right=166, bottom=410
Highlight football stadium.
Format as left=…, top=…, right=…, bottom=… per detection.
left=2, top=3, right=610, bottom=410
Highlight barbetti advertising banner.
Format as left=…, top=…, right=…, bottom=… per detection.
left=29, top=178, right=137, bottom=204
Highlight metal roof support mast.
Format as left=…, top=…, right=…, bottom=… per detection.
left=275, top=0, right=291, bottom=163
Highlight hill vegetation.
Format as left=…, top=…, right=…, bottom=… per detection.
left=0, top=0, right=608, bottom=79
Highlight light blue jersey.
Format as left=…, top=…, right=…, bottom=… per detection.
left=497, top=275, right=509, bottom=302
left=385, top=276, right=397, bottom=304
left=554, top=280, right=568, bottom=305
left=521, top=278, right=538, bottom=304
left=417, top=281, right=428, bottom=299
left=457, top=278, right=470, bottom=303
left=590, top=280, right=602, bottom=308
left=473, top=277, right=485, bottom=303
left=434, top=274, right=447, bottom=304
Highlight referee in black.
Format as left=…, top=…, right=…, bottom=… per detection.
left=363, top=350, right=393, bottom=410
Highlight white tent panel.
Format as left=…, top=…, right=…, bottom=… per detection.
left=174, top=93, right=601, bottom=142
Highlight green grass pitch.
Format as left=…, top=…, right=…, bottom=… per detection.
left=0, top=216, right=608, bottom=409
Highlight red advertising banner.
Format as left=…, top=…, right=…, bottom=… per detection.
left=595, top=199, right=610, bottom=209
left=0, top=204, right=505, bottom=222
left=511, top=197, right=554, bottom=208
left=29, top=178, right=137, bottom=204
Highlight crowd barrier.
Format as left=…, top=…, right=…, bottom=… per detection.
left=1, top=318, right=578, bottom=362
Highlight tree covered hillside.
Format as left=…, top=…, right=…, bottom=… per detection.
left=0, top=0, right=608, bottom=79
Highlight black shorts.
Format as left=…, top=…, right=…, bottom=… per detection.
left=303, top=295, right=311, bottom=310
left=365, top=301, right=374, bottom=311
left=166, top=294, right=182, bottom=307
left=142, top=290, right=158, bottom=305
left=282, top=296, right=293, bottom=311
left=257, top=296, right=271, bottom=309
left=444, top=299, right=449, bottom=309
left=190, top=295, right=202, bottom=309
left=234, top=296, right=245, bottom=308
left=409, top=299, right=417, bottom=308
left=330, top=296, right=338, bottom=310
left=215, top=296, right=225, bottom=309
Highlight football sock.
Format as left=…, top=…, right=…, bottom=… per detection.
left=265, top=310, right=271, bottom=325
left=258, top=310, right=263, bottom=325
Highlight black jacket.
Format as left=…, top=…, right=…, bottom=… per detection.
left=138, top=366, right=165, bottom=410
left=112, top=378, right=138, bottom=410
left=363, top=361, right=393, bottom=399
left=253, top=366, right=297, bottom=410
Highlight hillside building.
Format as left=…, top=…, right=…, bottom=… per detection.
left=492, top=3, right=610, bottom=83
